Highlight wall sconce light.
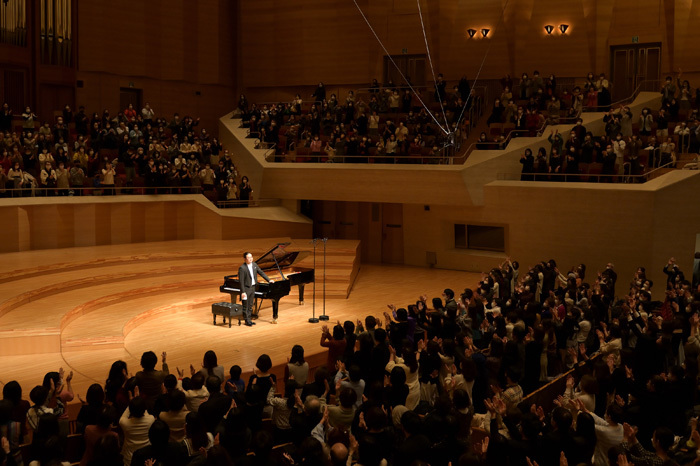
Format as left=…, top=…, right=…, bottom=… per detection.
left=559, top=24, right=569, bottom=34
left=544, top=25, right=554, bottom=35
left=467, top=28, right=477, bottom=38
left=481, top=28, right=490, bottom=38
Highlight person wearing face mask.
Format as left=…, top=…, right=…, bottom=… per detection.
left=619, top=105, right=634, bottom=137
left=627, top=135, right=643, bottom=179
left=639, top=107, right=654, bottom=136
left=572, top=117, right=586, bottom=140
left=520, top=73, right=531, bottom=100
left=581, top=132, right=598, bottom=164
left=564, top=146, right=579, bottom=181
left=661, top=75, right=677, bottom=105
left=612, top=133, right=626, bottom=175
left=601, top=144, right=617, bottom=181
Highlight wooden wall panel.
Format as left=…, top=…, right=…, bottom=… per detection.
left=131, top=203, right=146, bottom=244
left=239, top=0, right=700, bottom=95
left=0, top=198, right=311, bottom=253
left=0, top=207, right=21, bottom=253
left=75, top=0, right=236, bottom=133
left=56, top=205, right=76, bottom=248
left=110, top=203, right=133, bottom=245
left=94, top=203, right=112, bottom=245
left=176, top=202, right=195, bottom=240
left=29, top=205, right=60, bottom=250
left=143, top=202, right=165, bottom=243
left=73, top=204, right=97, bottom=247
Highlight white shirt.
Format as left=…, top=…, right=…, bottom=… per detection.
left=247, top=262, right=255, bottom=285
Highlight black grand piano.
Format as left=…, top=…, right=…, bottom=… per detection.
left=218, top=242, right=315, bottom=322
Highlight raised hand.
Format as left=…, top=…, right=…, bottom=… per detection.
left=617, top=453, right=631, bottom=466
left=622, top=422, right=638, bottom=443
left=1, top=436, right=10, bottom=455
left=190, top=364, right=196, bottom=377
left=559, top=451, right=568, bottom=466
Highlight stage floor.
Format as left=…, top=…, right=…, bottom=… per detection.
left=0, top=239, right=481, bottom=398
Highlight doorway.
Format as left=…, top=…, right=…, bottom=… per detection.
left=311, top=201, right=404, bottom=264
left=610, top=43, right=661, bottom=101
left=119, top=87, right=142, bottom=114
left=383, top=54, right=426, bottom=87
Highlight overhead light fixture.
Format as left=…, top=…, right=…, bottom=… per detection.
left=559, top=24, right=569, bottom=34
left=481, top=28, right=490, bottom=38
left=544, top=25, right=554, bottom=35
left=467, top=28, right=477, bottom=38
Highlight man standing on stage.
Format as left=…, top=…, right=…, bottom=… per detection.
left=239, top=252, right=274, bottom=326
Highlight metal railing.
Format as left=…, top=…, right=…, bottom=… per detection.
left=0, top=184, right=274, bottom=208
left=464, top=79, right=663, bottom=162
left=497, top=159, right=678, bottom=183
left=238, top=84, right=488, bottom=165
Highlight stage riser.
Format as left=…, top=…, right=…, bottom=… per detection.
left=0, top=239, right=360, bottom=357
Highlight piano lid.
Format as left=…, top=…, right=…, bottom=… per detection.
left=255, top=242, right=310, bottom=270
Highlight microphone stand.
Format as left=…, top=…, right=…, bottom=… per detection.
left=318, top=238, right=329, bottom=321
left=308, top=238, right=319, bottom=323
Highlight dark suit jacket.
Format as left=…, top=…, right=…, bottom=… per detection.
left=237, top=262, right=271, bottom=294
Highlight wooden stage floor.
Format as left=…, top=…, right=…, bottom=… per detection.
left=0, top=239, right=481, bottom=398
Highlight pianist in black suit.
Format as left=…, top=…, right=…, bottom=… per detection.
left=238, top=252, right=274, bottom=326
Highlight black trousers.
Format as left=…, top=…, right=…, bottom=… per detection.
left=241, top=288, right=255, bottom=321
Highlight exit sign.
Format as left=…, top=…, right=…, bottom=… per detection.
left=401, top=48, right=408, bottom=54
left=632, top=36, right=639, bottom=43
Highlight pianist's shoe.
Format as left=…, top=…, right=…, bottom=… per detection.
left=272, top=318, right=278, bottom=324
left=244, top=320, right=254, bottom=327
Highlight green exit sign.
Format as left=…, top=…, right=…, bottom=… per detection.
left=401, top=48, right=408, bottom=54
left=632, top=36, right=639, bottom=43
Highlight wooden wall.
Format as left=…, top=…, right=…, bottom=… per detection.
left=75, top=0, right=237, bottom=133
left=238, top=0, right=699, bottom=94
left=0, top=196, right=311, bottom=253
left=306, top=170, right=700, bottom=302
left=401, top=170, right=700, bottom=302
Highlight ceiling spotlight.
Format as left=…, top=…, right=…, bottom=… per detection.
left=559, top=24, right=569, bottom=34
left=481, top=28, right=490, bottom=38
left=467, top=28, right=477, bottom=38
left=544, top=25, right=554, bottom=35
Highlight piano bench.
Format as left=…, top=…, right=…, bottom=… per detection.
left=212, top=302, right=244, bottom=327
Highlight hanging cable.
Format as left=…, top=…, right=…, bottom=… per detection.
left=416, top=0, right=450, bottom=132
left=352, top=0, right=449, bottom=135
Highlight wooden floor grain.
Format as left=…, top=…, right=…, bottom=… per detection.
left=0, top=239, right=481, bottom=400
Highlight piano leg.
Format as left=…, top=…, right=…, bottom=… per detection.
left=298, top=284, right=305, bottom=305
left=272, top=299, right=279, bottom=320
left=213, top=315, right=217, bottom=325
left=253, top=297, right=261, bottom=319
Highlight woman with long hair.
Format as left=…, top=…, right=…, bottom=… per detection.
left=198, top=350, right=224, bottom=382
left=105, top=361, right=129, bottom=414
left=285, top=345, right=309, bottom=385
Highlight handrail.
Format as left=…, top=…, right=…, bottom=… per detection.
left=236, top=84, right=490, bottom=165
left=498, top=159, right=678, bottom=183
left=0, top=185, right=275, bottom=207
left=466, top=79, right=662, bottom=161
